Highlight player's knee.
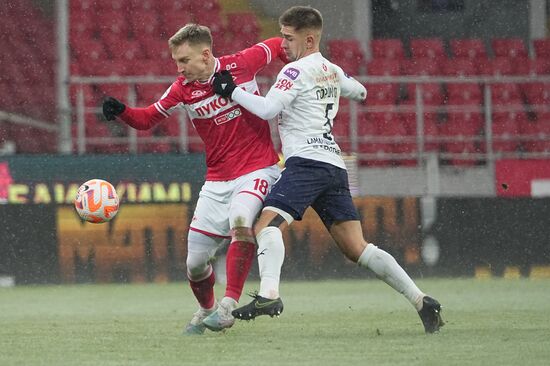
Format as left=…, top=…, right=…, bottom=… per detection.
left=231, top=225, right=255, bottom=243
left=186, top=258, right=211, bottom=281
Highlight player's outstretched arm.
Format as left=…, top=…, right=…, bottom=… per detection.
left=336, top=67, right=367, bottom=102
left=213, top=70, right=284, bottom=120
left=101, top=96, right=165, bottom=130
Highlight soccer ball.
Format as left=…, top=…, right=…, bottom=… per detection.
left=74, top=179, right=119, bottom=223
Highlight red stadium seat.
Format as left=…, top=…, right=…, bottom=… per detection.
left=513, top=57, right=550, bottom=76
left=95, top=0, right=128, bottom=11
left=477, top=57, right=514, bottom=76
left=521, top=112, right=550, bottom=152
left=403, top=83, right=444, bottom=106
left=449, top=39, right=487, bottom=60
left=446, top=83, right=482, bottom=105
left=357, top=115, right=392, bottom=167
left=410, top=38, right=446, bottom=60
left=401, top=113, right=441, bottom=152
left=135, top=84, right=171, bottom=105
left=226, top=12, right=260, bottom=36
left=327, top=39, right=365, bottom=76
left=532, top=38, right=550, bottom=58
left=129, top=11, right=160, bottom=37
left=332, top=112, right=351, bottom=152
left=370, top=39, right=405, bottom=59
left=490, top=83, right=522, bottom=104
left=401, top=58, right=441, bottom=76
left=491, top=38, right=528, bottom=59
left=159, top=12, right=195, bottom=37
left=441, top=58, right=478, bottom=76
left=441, top=112, right=484, bottom=165
left=522, top=83, right=550, bottom=106
left=365, top=83, right=399, bottom=105
left=491, top=110, right=523, bottom=153
left=366, top=58, right=400, bottom=76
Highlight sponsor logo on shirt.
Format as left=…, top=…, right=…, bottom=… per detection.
left=214, top=108, right=242, bottom=125
left=191, top=90, right=207, bottom=97
left=194, top=96, right=231, bottom=117
left=274, top=78, right=293, bottom=91
left=283, top=67, right=300, bottom=80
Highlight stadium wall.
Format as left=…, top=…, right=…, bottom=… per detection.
left=1, top=155, right=549, bottom=284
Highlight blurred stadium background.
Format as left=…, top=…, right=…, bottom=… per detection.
left=1, top=0, right=550, bottom=285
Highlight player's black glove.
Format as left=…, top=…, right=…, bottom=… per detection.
left=102, top=97, right=126, bottom=121
left=213, top=70, right=237, bottom=98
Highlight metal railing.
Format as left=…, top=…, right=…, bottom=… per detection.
left=70, top=74, right=550, bottom=165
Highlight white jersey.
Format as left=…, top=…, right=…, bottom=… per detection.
left=265, top=52, right=366, bottom=169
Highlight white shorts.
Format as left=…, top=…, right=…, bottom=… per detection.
left=189, top=164, right=281, bottom=237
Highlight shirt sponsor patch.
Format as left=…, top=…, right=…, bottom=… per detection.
left=283, top=67, right=300, bottom=80
left=213, top=108, right=242, bottom=125
left=274, top=79, right=293, bottom=91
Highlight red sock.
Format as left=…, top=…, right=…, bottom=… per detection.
left=188, top=269, right=216, bottom=309
left=225, top=241, right=256, bottom=301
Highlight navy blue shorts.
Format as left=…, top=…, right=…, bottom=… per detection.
left=264, top=157, right=360, bottom=228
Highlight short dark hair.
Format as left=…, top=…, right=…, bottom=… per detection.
left=168, top=23, right=212, bottom=50
left=279, top=6, right=323, bottom=31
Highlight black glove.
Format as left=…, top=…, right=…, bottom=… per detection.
left=213, top=70, right=237, bottom=98
left=102, top=97, right=126, bottom=121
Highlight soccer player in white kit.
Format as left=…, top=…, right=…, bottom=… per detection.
left=102, top=24, right=288, bottom=334
left=212, top=6, right=444, bottom=333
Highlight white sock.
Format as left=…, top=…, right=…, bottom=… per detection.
left=256, top=227, right=285, bottom=299
left=358, top=243, right=425, bottom=311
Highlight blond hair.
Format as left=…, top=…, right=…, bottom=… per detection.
left=168, top=23, right=212, bottom=50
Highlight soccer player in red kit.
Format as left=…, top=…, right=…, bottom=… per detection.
left=102, top=24, right=288, bottom=334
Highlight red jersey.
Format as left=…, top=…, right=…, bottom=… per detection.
left=119, top=38, right=287, bottom=181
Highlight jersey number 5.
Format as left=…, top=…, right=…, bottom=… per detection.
left=323, top=103, right=334, bottom=141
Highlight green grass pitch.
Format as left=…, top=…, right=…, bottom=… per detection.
left=1, top=278, right=549, bottom=366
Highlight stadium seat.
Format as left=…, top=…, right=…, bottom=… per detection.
left=135, top=84, right=171, bottom=105
left=95, top=0, right=127, bottom=11
left=522, top=82, right=550, bottom=106
left=357, top=115, right=392, bottom=167
left=446, top=83, right=482, bottom=105
left=477, top=57, right=514, bottom=76
left=327, top=39, right=365, bottom=76
left=409, top=38, right=446, bottom=60
left=96, top=12, right=130, bottom=39
left=490, top=83, right=522, bottom=104
left=520, top=112, right=550, bottom=152
left=366, top=58, right=400, bottom=76
left=365, top=83, right=399, bottom=105
left=491, top=38, right=528, bottom=59
left=370, top=39, right=405, bottom=59
left=332, top=112, right=351, bottom=152
left=401, top=58, right=441, bottom=76
left=492, top=110, right=524, bottom=153
left=159, top=11, right=195, bottom=37
left=532, top=38, right=550, bottom=58
left=449, top=39, right=487, bottom=60
left=129, top=11, right=160, bottom=37
left=441, top=58, right=478, bottom=76
left=440, top=112, right=484, bottom=166
left=226, top=12, right=260, bottom=38
left=401, top=112, right=441, bottom=152
left=402, top=83, right=444, bottom=106
left=513, top=57, right=550, bottom=76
